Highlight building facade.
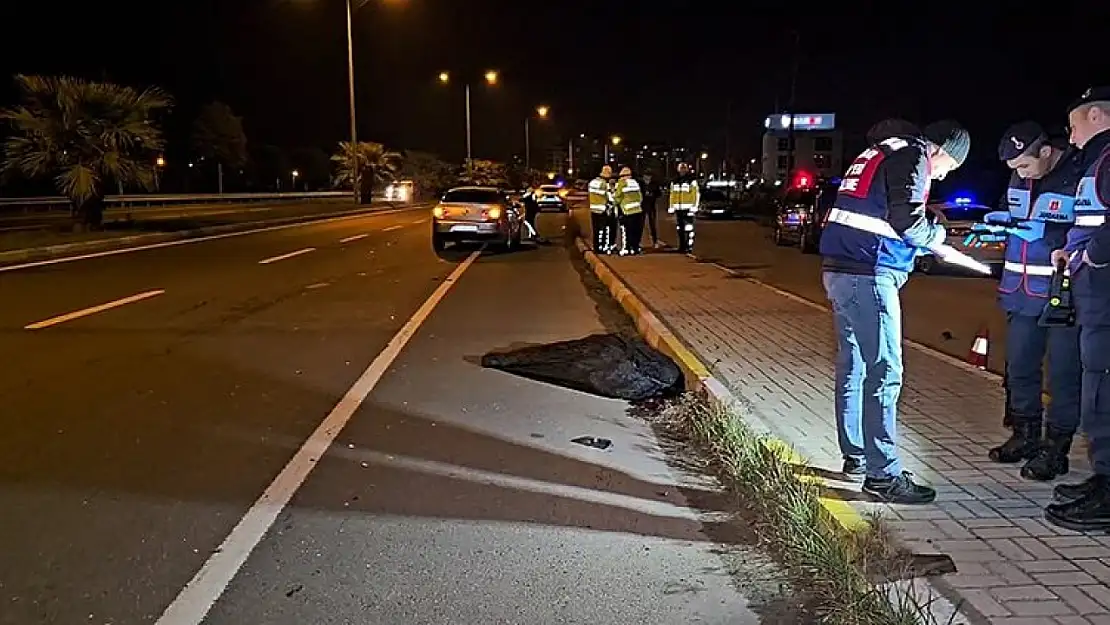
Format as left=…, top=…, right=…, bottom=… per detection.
left=760, top=113, right=844, bottom=184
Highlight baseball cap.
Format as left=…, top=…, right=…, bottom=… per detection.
left=1067, top=86, right=1110, bottom=114
left=866, top=118, right=921, bottom=145
left=998, top=121, right=1047, bottom=161
left=923, top=120, right=971, bottom=166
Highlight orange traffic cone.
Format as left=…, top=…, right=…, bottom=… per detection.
left=968, top=325, right=989, bottom=370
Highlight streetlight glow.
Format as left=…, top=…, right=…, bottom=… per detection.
left=536, top=105, right=549, bottom=118
left=155, top=156, right=165, bottom=167
left=292, top=170, right=299, bottom=177
left=484, top=70, right=498, bottom=85
left=701, top=152, right=709, bottom=159
left=438, top=71, right=449, bottom=83
left=610, top=135, right=622, bottom=146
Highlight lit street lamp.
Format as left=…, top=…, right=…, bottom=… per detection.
left=438, top=70, right=499, bottom=178
left=292, top=169, right=300, bottom=191
left=604, top=135, right=622, bottom=163
left=525, top=104, right=550, bottom=172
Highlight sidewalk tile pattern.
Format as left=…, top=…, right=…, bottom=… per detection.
left=600, top=253, right=1109, bottom=624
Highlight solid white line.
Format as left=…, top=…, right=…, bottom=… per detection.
left=0, top=204, right=432, bottom=274
left=257, top=248, right=315, bottom=264
left=339, top=233, right=368, bottom=243
left=24, top=289, right=165, bottom=330
left=382, top=225, right=402, bottom=232
left=154, top=250, right=481, bottom=625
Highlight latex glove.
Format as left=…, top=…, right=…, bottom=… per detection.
left=926, top=223, right=947, bottom=248
left=971, top=222, right=1008, bottom=234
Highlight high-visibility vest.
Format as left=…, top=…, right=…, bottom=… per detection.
left=588, top=177, right=612, bottom=213
left=668, top=179, right=699, bottom=212
left=614, top=177, right=643, bottom=215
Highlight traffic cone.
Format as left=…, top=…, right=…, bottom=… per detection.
left=968, top=325, right=989, bottom=369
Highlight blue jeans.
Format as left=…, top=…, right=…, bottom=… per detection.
left=823, top=271, right=908, bottom=479
left=1005, top=312, right=1081, bottom=433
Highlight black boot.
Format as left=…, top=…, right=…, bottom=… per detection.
left=1045, top=475, right=1110, bottom=532
left=1055, top=475, right=1102, bottom=502
left=1020, top=431, right=1072, bottom=481
left=988, top=419, right=1041, bottom=463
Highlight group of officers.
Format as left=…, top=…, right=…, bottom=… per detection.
left=816, top=86, right=1110, bottom=532
left=586, top=162, right=701, bottom=255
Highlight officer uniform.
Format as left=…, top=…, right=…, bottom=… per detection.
left=984, top=122, right=1082, bottom=481
left=819, top=120, right=970, bottom=505
left=587, top=169, right=615, bottom=253
left=668, top=166, right=699, bottom=253
left=613, top=167, right=644, bottom=254
left=1046, top=86, right=1110, bottom=532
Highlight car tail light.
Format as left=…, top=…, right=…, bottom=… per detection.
left=433, top=204, right=445, bottom=218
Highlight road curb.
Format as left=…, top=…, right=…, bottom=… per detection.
left=573, top=237, right=967, bottom=624
left=0, top=204, right=412, bottom=266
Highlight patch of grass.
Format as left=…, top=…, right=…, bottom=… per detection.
left=652, top=394, right=961, bottom=625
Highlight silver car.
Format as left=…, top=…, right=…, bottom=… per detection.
left=915, top=200, right=1005, bottom=275
left=432, top=186, right=523, bottom=252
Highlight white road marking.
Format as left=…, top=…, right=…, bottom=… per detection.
left=339, top=233, right=368, bottom=243
left=24, top=289, right=165, bottom=330
left=0, top=204, right=432, bottom=274
left=154, top=250, right=481, bottom=625
left=257, top=248, right=315, bottom=265
left=382, top=225, right=402, bottom=232
left=410, top=218, right=426, bottom=224
left=305, top=282, right=329, bottom=290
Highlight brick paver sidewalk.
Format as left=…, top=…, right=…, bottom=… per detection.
left=598, top=251, right=1110, bottom=625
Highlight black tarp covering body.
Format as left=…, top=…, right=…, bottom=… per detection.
left=481, top=333, right=684, bottom=401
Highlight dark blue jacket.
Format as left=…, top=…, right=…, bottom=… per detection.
left=1064, top=129, right=1110, bottom=325
left=821, top=135, right=943, bottom=276
left=997, top=147, right=1083, bottom=316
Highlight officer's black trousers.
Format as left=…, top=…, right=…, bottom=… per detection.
left=621, top=212, right=644, bottom=253
left=675, top=210, right=695, bottom=253
left=590, top=212, right=612, bottom=251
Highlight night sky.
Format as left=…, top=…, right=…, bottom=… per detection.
left=1, top=0, right=1107, bottom=200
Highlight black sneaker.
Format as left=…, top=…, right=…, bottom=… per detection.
left=1045, top=477, right=1110, bottom=532
left=841, top=457, right=866, bottom=481
left=863, top=472, right=937, bottom=505
left=1055, top=475, right=1106, bottom=503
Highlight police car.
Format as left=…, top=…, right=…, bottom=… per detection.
left=914, top=197, right=1004, bottom=275
left=535, top=184, right=568, bottom=212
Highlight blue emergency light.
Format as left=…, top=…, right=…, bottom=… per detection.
left=953, top=195, right=973, bottom=206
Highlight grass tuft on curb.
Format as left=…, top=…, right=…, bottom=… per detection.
left=652, top=394, right=961, bottom=625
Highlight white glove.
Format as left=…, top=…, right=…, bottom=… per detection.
left=927, top=223, right=946, bottom=248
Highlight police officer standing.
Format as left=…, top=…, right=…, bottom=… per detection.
left=819, top=120, right=969, bottom=504
left=1046, top=87, right=1110, bottom=532
left=982, top=122, right=1082, bottom=481
left=613, top=166, right=644, bottom=255
left=641, top=172, right=663, bottom=248
left=668, top=163, right=699, bottom=253
left=587, top=166, right=615, bottom=253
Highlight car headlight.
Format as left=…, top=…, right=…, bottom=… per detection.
left=487, top=207, right=502, bottom=220
left=433, top=205, right=444, bottom=218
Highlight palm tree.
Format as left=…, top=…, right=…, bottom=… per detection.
left=0, top=75, right=172, bottom=229
left=331, top=141, right=402, bottom=204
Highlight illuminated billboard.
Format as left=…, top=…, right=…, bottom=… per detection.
left=763, top=113, right=836, bottom=131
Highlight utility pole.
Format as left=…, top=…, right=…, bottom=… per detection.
left=785, top=30, right=800, bottom=181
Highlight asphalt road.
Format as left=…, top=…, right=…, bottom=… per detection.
left=0, top=199, right=352, bottom=233
left=0, top=205, right=763, bottom=624
left=664, top=215, right=1011, bottom=375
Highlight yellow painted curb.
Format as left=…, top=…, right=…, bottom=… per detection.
left=578, top=240, right=868, bottom=532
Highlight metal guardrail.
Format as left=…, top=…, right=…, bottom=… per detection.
left=0, top=191, right=352, bottom=214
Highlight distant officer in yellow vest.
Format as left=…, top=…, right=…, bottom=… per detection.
left=587, top=165, right=616, bottom=252
left=613, top=166, right=644, bottom=255
left=668, top=162, right=700, bottom=253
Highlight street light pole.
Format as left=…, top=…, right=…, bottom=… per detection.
left=465, top=83, right=473, bottom=179
left=345, top=0, right=360, bottom=204
left=524, top=117, right=530, bottom=172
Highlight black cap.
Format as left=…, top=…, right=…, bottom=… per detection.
left=866, top=118, right=921, bottom=145
left=998, top=121, right=1047, bottom=161
left=923, top=120, right=971, bottom=166
left=1067, top=86, right=1110, bottom=114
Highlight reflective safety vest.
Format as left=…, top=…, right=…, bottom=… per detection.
left=614, top=177, right=643, bottom=215
left=819, top=135, right=931, bottom=275
left=997, top=159, right=1080, bottom=316
left=668, top=177, right=699, bottom=212
left=588, top=177, right=612, bottom=213
left=1065, top=130, right=1110, bottom=325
